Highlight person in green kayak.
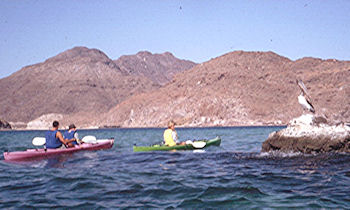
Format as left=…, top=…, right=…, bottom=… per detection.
left=45, top=121, right=74, bottom=149
left=163, top=120, right=185, bottom=146
left=64, top=124, right=81, bottom=146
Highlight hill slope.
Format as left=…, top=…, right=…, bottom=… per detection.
left=98, top=51, right=350, bottom=127
left=1, top=49, right=349, bottom=129
left=0, top=47, right=159, bottom=124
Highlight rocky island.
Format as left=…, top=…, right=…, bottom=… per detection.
left=262, top=114, right=350, bottom=153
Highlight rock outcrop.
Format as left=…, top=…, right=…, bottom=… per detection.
left=262, top=114, right=350, bottom=153
left=26, top=113, right=64, bottom=130
left=0, top=119, right=11, bottom=129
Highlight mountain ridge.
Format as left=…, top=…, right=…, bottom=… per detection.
left=114, top=50, right=196, bottom=85
left=1, top=47, right=349, bottom=129
left=0, top=47, right=194, bottom=127
left=98, top=50, right=350, bottom=127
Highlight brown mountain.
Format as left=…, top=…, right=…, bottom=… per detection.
left=98, top=51, right=350, bottom=127
left=0, top=46, right=159, bottom=125
left=2, top=48, right=349, bottom=129
left=114, top=51, right=196, bottom=85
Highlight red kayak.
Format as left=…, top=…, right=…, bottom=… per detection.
left=3, top=138, right=114, bottom=161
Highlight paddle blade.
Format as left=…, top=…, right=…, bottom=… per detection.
left=82, top=135, right=97, bottom=143
left=192, top=141, right=206, bottom=149
left=32, top=137, right=46, bottom=146
left=185, top=140, right=193, bottom=145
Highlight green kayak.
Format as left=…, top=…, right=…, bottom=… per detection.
left=133, top=136, right=221, bottom=152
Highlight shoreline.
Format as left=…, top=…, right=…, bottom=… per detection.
left=3, top=121, right=349, bottom=132
left=0, top=124, right=288, bottom=132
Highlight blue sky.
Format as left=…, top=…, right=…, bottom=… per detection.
left=0, top=0, right=350, bottom=79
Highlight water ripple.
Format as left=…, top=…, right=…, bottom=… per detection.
left=1, top=127, right=350, bottom=208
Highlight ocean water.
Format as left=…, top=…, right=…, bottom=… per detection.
left=1, top=126, right=350, bottom=209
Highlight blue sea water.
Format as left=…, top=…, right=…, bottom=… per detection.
left=1, top=126, right=350, bottom=209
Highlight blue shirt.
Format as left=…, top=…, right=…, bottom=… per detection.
left=64, top=130, right=77, bottom=145
left=45, top=130, right=62, bottom=149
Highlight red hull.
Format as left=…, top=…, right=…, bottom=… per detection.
left=3, top=139, right=114, bottom=161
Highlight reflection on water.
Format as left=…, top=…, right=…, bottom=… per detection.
left=45, top=155, right=72, bottom=168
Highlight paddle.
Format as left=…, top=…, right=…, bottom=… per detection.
left=81, top=135, right=97, bottom=143
left=185, top=140, right=206, bottom=149
left=32, top=137, right=46, bottom=146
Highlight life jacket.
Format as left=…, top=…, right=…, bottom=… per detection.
left=163, top=129, right=176, bottom=146
left=64, top=130, right=77, bottom=145
left=45, top=130, right=62, bottom=149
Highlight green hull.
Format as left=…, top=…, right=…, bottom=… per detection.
left=133, top=136, right=221, bottom=152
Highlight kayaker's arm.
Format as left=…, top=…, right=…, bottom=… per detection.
left=66, top=138, right=77, bottom=143
left=56, top=131, right=70, bottom=146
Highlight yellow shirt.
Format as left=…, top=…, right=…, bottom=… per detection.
left=163, top=128, right=176, bottom=146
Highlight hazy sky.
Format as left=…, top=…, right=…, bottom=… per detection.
left=1, top=0, right=350, bottom=79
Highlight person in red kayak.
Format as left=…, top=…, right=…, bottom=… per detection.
left=64, top=124, right=81, bottom=146
left=45, top=121, right=74, bottom=149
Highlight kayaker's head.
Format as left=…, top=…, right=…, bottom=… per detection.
left=52, top=121, right=59, bottom=130
left=168, top=120, right=176, bottom=130
left=68, top=124, right=76, bottom=131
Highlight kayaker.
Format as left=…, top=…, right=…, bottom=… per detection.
left=163, top=120, right=185, bottom=146
left=64, top=124, right=81, bottom=145
left=45, top=121, right=74, bottom=149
